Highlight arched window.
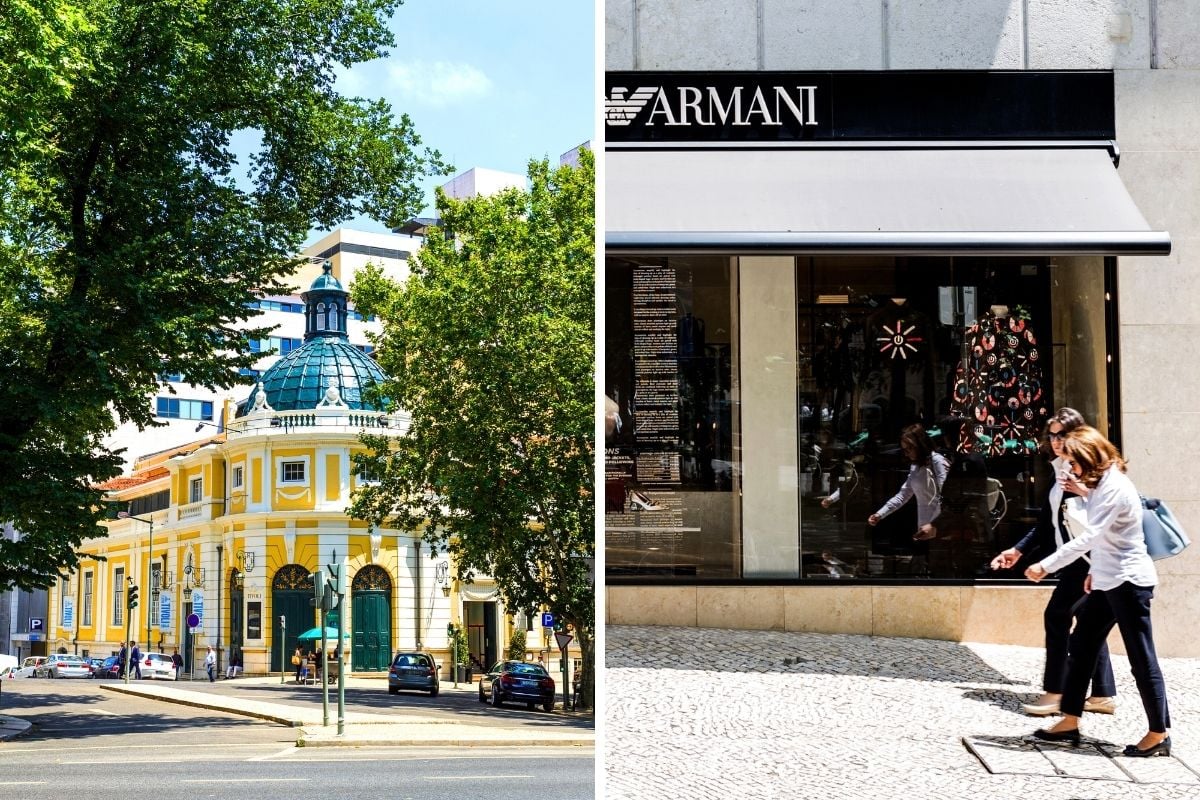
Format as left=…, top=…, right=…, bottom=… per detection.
left=352, top=564, right=392, bottom=592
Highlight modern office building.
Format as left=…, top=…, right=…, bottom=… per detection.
left=604, top=1, right=1200, bottom=655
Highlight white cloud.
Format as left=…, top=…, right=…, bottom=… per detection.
left=388, top=61, right=493, bottom=107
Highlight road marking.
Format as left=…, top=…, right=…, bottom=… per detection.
left=247, top=746, right=300, bottom=761
left=181, top=778, right=310, bottom=784
left=63, top=760, right=184, bottom=765
left=0, top=782, right=47, bottom=786
left=424, top=775, right=536, bottom=780
left=92, top=708, right=119, bottom=715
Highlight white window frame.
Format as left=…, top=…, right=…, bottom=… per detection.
left=277, top=457, right=310, bottom=485
left=82, top=571, right=93, bottom=626
left=188, top=477, right=203, bottom=503
left=232, top=464, right=244, bottom=490
left=112, top=567, right=125, bottom=627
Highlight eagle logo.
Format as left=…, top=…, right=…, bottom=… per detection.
left=605, top=86, right=658, bottom=126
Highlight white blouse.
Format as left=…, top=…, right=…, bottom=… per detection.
left=1039, top=464, right=1157, bottom=591
left=875, top=452, right=949, bottom=527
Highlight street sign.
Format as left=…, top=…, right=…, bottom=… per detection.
left=29, top=617, right=44, bottom=632
left=186, top=612, right=200, bottom=629
left=541, top=612, right=554, bottom=628
left=555, top=631, right=573, bottom=650
left=159, top=593, right=172, bottom=629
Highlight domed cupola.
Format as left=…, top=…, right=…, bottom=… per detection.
left=303, top=259, right=349, bottom=340
left=239, top=260, right=387, bottom=415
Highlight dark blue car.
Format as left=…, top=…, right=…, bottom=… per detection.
left=478, top=660, right=555, bottom=712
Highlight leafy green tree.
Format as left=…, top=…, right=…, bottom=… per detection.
left=0, top=0, right=447, bottom=590
left=351, top=151, right=595, bottom=710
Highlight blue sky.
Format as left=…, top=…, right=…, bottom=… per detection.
left=303, top=0, right=596, bottom=243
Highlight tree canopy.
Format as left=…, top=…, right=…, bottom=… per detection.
left=350, top=150, right=595, bottom=707
left=0, top=0, right=447, bottom=590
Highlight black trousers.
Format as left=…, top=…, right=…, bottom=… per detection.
left=1043, top=559, right=1116, bottom=696
left=1062, top=581, right=1170, bottom=733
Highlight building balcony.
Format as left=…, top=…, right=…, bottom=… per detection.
left=225, top=408, right=410, bottom=438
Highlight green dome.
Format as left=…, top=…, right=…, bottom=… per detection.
left=242, top=338, right=385, bottom=414
left=239, top=258, right=386, bottom=415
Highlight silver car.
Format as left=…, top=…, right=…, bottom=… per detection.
left=37, top=655, right=91, bottom=678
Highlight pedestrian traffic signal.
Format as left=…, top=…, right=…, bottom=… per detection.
left=127, top=584, right=139, bottom=609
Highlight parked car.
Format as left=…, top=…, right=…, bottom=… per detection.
left=140, top=652, right=177, bottom=680
left=36, top=654, right=91, bottom=678
left=13, top=656, right=47, bottom=678
left=91, top=655, right=123, bottom=679
left=387, top=651, right=439, bottom=696
left=478, top=660, right=555, bottom=712
left=0, top=654, right=16, bottom=678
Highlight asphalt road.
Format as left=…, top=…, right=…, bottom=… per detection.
left=0, top=679, right=594, bottom=799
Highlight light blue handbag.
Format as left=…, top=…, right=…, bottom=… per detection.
left=1141, top=496, right=1191, bottom=560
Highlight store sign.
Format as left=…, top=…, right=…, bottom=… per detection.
left=605, top=71, right=1115, bottom=144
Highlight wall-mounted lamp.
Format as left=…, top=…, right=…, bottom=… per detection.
left=236, top=549, right=255, bottom=575
left=436, top=561, right=450, bottom=597
left=231, top=569, right=244, bottom=590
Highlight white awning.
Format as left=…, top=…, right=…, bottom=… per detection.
left=606, top=147, right=1170, bottom=255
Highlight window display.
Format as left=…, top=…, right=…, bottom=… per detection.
left=605, top=254, right=1112, bottom=582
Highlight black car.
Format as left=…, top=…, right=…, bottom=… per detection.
left=387, top=651, right=439, bottom=696
left=478, top=660, right=555, bottom=712
left=90, top=655, right=123, bottom=679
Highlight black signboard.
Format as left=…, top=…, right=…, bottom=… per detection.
left=605, top=71, right=1115, bottom=144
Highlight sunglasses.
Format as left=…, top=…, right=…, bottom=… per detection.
left=1048, top=431, right=1065, bottom=441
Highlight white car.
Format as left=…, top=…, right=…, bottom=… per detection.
left=139, top=652, right=177, bottom=680
left=36, top=654, right=92, bottom=678
left=13, top=656, right=47, bottom=678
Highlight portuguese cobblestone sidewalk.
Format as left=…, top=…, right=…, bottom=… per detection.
left=605, top=626, right=1200, bottom=800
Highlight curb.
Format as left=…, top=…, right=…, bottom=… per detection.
left=297, top=734, right=595, bottom=748
left=100, top=684, right=302, bottom=727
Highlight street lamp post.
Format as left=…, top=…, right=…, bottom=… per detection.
left=118, top=511, right=154, bottom=653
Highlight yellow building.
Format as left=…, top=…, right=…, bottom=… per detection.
left=49, top=263, right=574, bottom=680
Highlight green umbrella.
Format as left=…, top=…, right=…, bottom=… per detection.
left=296, top=626, right=349, bottom=642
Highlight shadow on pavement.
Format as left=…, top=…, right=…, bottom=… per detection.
left=608, top=626, right=1018, bottom=684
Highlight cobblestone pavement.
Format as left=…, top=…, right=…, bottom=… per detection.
left=605, top=626, right=1200, bottom=800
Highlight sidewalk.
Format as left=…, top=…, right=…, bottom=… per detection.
left=607, top=626, right=1200, bottom=799
left=100, top=676, right=593, bottom=748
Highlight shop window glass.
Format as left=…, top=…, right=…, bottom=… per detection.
left=605, top=254, right=1111, bottom=583
left=605, top=256, right=738, bottom=577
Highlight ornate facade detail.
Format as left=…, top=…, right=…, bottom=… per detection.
left=352, top=564, right=392, bottom=592
left=273, top=563, right=311, bottom=590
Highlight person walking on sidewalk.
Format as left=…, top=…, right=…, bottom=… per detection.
left=129, top=641, right=142, bottom=680
left=204, top=646, right=216, bottom=683
left=171, top=648, right=184, bottom=680
left=225, top=651, right=241, bottom=679
left=989, top=408, right=1117, bottom=717
left=1024, top=426, right=1172, bottom=758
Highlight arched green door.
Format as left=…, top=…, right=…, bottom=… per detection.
left=351, top=565, right=392, bottom=672
left=271, top=565, right=315, bottom=672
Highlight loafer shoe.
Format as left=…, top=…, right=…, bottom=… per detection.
left=1123, top=736, right=1171, bottom=758
left=1084, top=696, right=1117, bottom=715
left=1026, top=727, right=1081, bottom=745
left=1021, top=700, right=1061, bottom=716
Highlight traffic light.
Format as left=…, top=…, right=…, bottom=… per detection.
left=311, top=572, right=322, bottom=608
left=127, top=584, right=139, bottom=610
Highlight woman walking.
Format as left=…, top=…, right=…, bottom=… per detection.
left=867, top=424, right=948, bottom=542
left=990, top=408, right=1116, bottom=716
left=1025, top=426, right=1171, bottom=757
